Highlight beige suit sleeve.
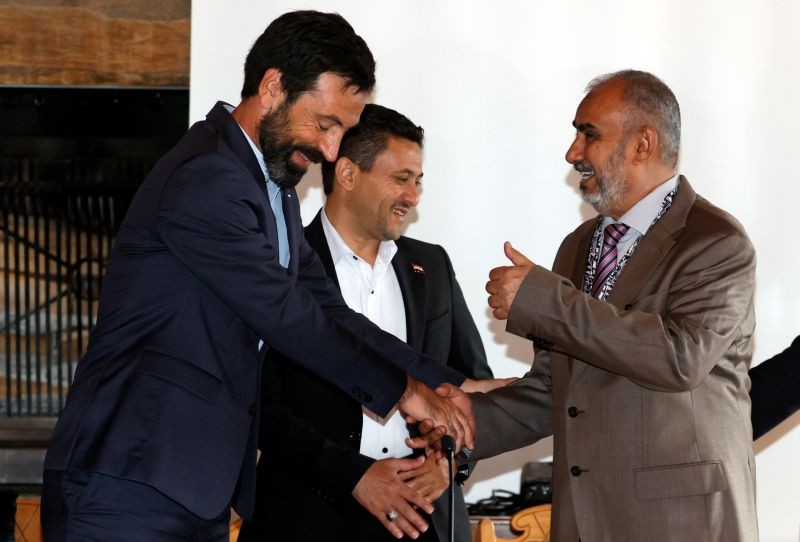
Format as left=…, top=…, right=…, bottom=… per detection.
left=506, top=228, right=755, bottom=393
left=470, top=349, right=555, bottom=460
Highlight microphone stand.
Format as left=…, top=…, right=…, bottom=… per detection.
left=441, top=435, right=457, bottom=542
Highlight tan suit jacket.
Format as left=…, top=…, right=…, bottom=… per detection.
left=472, top=178, right=758, bottom=541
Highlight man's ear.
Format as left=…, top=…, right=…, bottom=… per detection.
left=257, top=68, right=286, bottom=112
left=632, top=125, right=658, bottom=165
left=335, top=157, right=358, bottom=192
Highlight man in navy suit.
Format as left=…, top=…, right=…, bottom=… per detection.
left=41, top=12, right=477, bottom=541
left=239, top=104, right=497, bottom=541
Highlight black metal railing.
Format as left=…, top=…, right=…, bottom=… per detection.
left=0, top=158, right=146, bottom=416
left=0, top=85, right=188, bottom=420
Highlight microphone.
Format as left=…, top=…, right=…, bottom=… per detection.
left=440, top=435, right=457, bottom=542
left=441, top=434, right=457, bottom=456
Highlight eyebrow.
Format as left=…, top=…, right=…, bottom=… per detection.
left=393, top=168, right=423, bottom=178
left=573, top=121, right=597, bottom=132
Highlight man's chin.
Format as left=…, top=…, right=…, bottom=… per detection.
left=273, top=174, right=304, bottom=189
left=581, top=193, right=603, bottom=212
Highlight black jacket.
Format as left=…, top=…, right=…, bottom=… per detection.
left=240, top=211, right=492, bottom=541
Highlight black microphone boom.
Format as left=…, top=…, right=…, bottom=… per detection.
left=440, top=434, right=457, bottom=542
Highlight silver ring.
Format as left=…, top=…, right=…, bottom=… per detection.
left=386, top=510, right=399, bottom=523
left=459, top=446, right=473, bottom=459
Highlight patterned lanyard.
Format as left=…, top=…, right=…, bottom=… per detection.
left=583, top=185, right=678, bottom=300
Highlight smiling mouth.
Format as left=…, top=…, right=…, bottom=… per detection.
left=291, top=150, right=311, bottom=169
left=392, top=206, right=409, bottom=220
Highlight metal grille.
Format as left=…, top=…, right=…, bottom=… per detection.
left=0, top=157, right=146, bottom=416
left=0, top=86, right=188, bottom=422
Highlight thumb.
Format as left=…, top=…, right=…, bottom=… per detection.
left=393, top=455, right=426, bottom=472
left=504, top=241, right=532, bottom=266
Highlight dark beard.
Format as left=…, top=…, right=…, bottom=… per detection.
left=257, top=103, right=324, bottom=189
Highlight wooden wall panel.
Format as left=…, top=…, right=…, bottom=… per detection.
left=0, top=0, right=189, bottom=87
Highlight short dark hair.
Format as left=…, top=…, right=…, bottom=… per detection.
left=587, top=70, right=681, bottom=167
left=241, top=11, right=376, bottom=103
left=321, top=104, right=424, bottom=195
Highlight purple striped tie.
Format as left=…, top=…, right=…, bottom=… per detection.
left=590, top=223, right=629, bottom=298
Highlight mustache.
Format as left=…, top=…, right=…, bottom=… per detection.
left=293, top=145, right=324, bottom=164
left=574, top=161, right=594, bottom=173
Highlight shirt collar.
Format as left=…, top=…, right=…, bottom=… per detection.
left=321, top=207, right=397, bottom=267
left=605, top=174, right=679, bottom=234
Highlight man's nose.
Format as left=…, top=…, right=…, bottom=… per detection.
left=320, top=132, right=340, bottom=163
left=565, top=138, right=583, bottom=164
left=404, top=182, right=420, bottom=207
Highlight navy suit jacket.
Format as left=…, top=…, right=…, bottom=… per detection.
left=44, top=102, right=463, bottom=520
left=750, top=335, right=800, bottom=439
left=239, top=212, right=493, bottom=541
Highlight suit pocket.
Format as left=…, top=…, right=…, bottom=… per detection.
left=635, top=460, right=728, bottom=500
left=137, top=349, right=221, bottom=404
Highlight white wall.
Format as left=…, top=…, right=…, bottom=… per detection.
left=191, top=1, right=800, bottom=539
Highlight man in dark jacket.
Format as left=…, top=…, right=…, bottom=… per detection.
left=240, top=104, right=497, bottom=541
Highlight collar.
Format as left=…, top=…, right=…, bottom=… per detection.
left=604, top=174, right=679, bottom=234
left=320, top=207, right=397, bottom=267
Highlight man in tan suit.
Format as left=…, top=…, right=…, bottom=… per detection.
left=464, top=71, right=758, bottom=541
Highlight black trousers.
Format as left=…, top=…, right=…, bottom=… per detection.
left=41, top=470, right=229, bottom=542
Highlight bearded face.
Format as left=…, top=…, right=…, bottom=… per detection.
left=257, top=102, right=324, bottom=188
left=574, top=138, right=629, bottom=216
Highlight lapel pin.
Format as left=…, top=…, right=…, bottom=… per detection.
left=411, top=262, right=425, bottom=274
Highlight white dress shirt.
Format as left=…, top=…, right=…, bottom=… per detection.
left=320, top=209, right=413, bottom=459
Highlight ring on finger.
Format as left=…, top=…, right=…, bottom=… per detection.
left=386, top=510, right=399, bottom=523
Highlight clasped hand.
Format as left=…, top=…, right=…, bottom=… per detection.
left=352, top=451, right=449, bottom=540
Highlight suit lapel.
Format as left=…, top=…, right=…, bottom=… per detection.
left=606, top=177, right=696, bottom=307
left=207, top=102, right=286, bottom=273
left=552, top=221, right=596, bottom=381
left=556, top=221, right=597, bottom=288
left=392, top=240, right=425, bottom=352
left=304, top=211, right=340, bottom=289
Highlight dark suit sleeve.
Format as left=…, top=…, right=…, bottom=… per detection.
left=156, top=154, right=458, bottom=417
left=258, top=354, right=374, bottom=498
left=750, top=336, right=800, bottom=439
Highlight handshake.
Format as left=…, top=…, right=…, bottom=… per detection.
left=354, top=376, right=515, bottom=539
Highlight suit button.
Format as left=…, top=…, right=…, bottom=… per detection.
left=248, top=404, right=256, bottom=416
left=570, top=465, right=584, bottom=477
left=351, top=387, right=373, bottom=403
left=567, top=406, right=582, bottom=418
